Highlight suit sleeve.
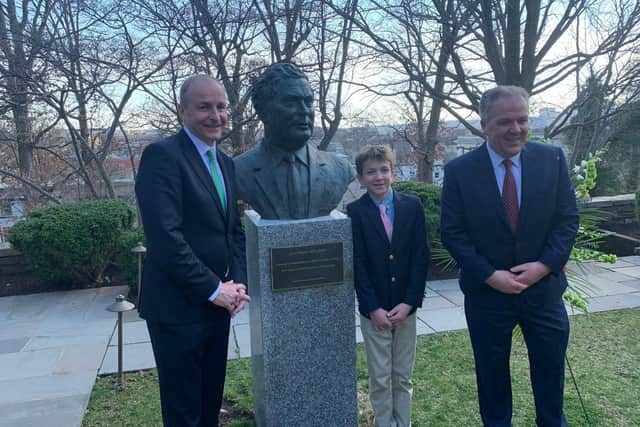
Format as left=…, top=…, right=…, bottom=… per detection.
left=227, top=161, right=247, bottom=286
left=440, top=163, right=496, bottom=289
left=537, top=148, right=579, bottom=273
left=347, top=204, right=381, bottom=315
left=404, top=199, right=428, bottom=307
left=135, top=143, right=219, bottom=303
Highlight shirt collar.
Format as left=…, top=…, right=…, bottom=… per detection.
left=264, top=141, right=309, bottom=168
left=486, top=142, right=521, bottom=170
left=369, top=188, right=394, bottom=207
left=184, top=126, right=216, bottom=157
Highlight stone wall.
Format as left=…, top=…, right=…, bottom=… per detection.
left=0, top=244, right=49, bottom=297
left=0, top=245, right=30, bottom=276
left=585, top=193, right=637, bottom=224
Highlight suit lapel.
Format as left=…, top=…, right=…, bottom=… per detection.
left=391, top=191, right=407, bottom=247
left=362, top=194, right=391, bottom=245
left=518, top=144, right=533, bottom=232
left=307, top=145, right=325, bottom=216
left=179, top=130, right=226, bottom=219
left=216, top=152, right=233, bottom=225
left=253, top=166, right=284, bottom=216
left=473, top=144, right=512, bottom=232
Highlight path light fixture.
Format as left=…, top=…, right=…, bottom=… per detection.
left=106, top=294, right=135, bottom=389
left=131, top=242, right=146, bottom=302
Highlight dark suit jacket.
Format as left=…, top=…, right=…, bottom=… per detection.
left=347, top=191, right=429, bottom=317
left=135, top=129, right=246, bottom=323
left=440, top=142, right=579, bottom=303
left=234, top=142, right=355, bottom=219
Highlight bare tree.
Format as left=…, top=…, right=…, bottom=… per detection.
left=330, top=0, right=640, bottom=181
left=31, top=0, right=171, bottom=198
left=327, top=0, right=471, bottom=181
left=544, top=0, right=640, bottom=151
left=134, top=0, right=264, bottom=155
left=313, top=0, right=357, bottom=151
left=452, top=0, right=640, bottom=139
left=0, top=0, right=54, bottom=177
left=191, top=0, right=264, bottom=154
left=254, top=0, right=316, bottom=62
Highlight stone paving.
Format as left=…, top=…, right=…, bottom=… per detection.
left=1, top=256, right=640, bottom=426
left=0, top=286, right=124, bottom=427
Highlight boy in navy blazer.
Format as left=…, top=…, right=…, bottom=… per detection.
left=347, top=145, right=429, bottom=427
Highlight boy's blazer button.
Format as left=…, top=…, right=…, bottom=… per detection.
left=391, top=277, right=396, bottom=283
left=389, top=254, right=394, bottom=260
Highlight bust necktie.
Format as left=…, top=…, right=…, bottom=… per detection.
left=206, top=149, right=227, bottom=214
left=379, top=204, right=393, bottom=242
left=284, top=154, right=305, bottom=219
left=502, top=159, right=518, bottom=232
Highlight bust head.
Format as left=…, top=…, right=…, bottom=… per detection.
left=252, top=63, right=314, bottom=152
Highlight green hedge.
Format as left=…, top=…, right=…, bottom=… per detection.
left=114, top=227, right=146, bottom=293
left=9, top=199, right=136, bottom=286
left=392, top=181, right=441, bottom=248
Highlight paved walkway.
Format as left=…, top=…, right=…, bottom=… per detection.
left=1, top=257, right=639, bottom=426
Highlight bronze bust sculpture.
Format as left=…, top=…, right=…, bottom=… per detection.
left=234, top=63, right=355, bottom=219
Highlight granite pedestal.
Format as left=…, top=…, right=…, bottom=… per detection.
left=245, top=210, right=357, bottom=427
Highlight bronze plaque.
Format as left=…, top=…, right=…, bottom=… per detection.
left=270, top=242, right=344, bottom=291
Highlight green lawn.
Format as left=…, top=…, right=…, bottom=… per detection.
left=83, top=308, right=640, bottom=426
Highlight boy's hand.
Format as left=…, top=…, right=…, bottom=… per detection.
left=387, top=303, right=412, bottom=325
left=370, top=308, right=392, bottom=331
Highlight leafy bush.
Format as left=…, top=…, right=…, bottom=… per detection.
left=392, top=181, right=441, bottom=248
left=9, top=199, right=135, bottom=286
left=114, top=227, right=146, bottom=293
left=636, top=189, right=640, bottom=223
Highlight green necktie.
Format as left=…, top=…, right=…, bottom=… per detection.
left=206, top=149, right=227, bottom=213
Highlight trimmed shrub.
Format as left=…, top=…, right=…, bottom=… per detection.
left=392, top=181, right=441, bottom=248
left=9, top=199, right=135, bottom=286
left=114, top=227, right=146, bottom=293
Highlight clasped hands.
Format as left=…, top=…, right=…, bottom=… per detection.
left=370, top=303, right=413, bottom=331
left=486, top=261, right=551, bottom=294
left=213, top=281, right=251, bottom=317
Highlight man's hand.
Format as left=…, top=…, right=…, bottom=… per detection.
left=370, top=308, right=392, bottom=331
left=486, top=270, right=528, bottom=294
left=231, top=283, right=251, bottom=317
left=387, top=303, right=412, bottom=326
left=213, top=281, right=250, bottom=316
left=510, top=262, right=550, bottom=287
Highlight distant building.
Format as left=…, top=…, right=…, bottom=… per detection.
left=0, top=188, right=25, bottom=242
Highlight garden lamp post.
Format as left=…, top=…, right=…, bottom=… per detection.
left=131, top=242, right=146, bottom=302
left=106, top=294, right=135, bottom=389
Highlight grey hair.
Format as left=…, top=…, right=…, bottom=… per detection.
left=479, top=86, right=529, bottom=122
left=179, top=75, right=221, bottom=106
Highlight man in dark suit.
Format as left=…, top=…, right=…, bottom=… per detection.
left=135, top=75, right=250, bottom=426
left=440, top=85, right=579, bottom=426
